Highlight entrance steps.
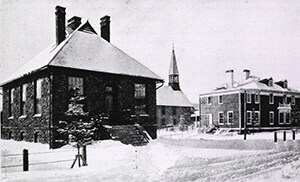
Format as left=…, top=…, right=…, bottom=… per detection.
left=104, top=124, right=150, bottom=146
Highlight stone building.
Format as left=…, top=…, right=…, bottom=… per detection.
left=1, top=6, right=162, bottom=148
left=156, top=48, right=193, bottom=128
left=200, top=69, right=300, bottom=132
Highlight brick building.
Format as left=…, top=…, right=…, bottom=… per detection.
left=0, top=6, right=162, bottom=148
left=156, top=48, right=193, bottom=128
left=199, top=69, right=300, bottom=132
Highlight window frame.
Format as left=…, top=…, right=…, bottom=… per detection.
left=269, top=111, right=274, bottom=125
left=20, top=84, right=27, bottom=116
left=279, top=112, right=284, bottom=124
left=291, top=96, right=296, bottom=105
left=246, top=111, right=252, bottom=125
left=246, top=93, right=251, bottom=103
left=218, top=111, right=224, bottom=125
left=34, top=79, right=42, bottom=115
left=227, top=111, right=234, bottom=124
left=254, top=93, right=259, bottom=104
left=207, top=96, right=212, bottom=105
left=269, top=93, right=274, bottom=104
left=68, top=76, right=84, bottom=97
left=9, top=88, right=14, bottom=117
left=134, top=83, right=147, bottom=115
left=218, top=95, right=223, bottom=104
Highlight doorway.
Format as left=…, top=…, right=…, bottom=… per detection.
left=105, top=85, right=119, bottom=124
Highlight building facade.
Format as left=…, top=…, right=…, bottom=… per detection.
left=200, top=70, right=300, bottom=131
left=156, top=48, right=193, bottom=128
left=1, top=6, right=162, bottom=148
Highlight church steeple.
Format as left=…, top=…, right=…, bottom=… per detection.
left=168, top=46, right=180, bottom=90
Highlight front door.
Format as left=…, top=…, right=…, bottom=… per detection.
left=105, top=85, right=119, bottom=124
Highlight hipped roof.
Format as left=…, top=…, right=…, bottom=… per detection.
left=1, top=21, right=162, bottom=86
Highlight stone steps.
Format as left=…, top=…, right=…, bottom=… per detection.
left=104, top=124, right=149, bottom=146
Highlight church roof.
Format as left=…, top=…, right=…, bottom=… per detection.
left=1, top=21, right=162, bottom=86
left=168, top=48, right=179, bottom=75
left=157, top=85, right=192, bottom=107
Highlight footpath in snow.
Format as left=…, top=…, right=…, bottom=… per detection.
left=1, top=128, right=300, bottom=181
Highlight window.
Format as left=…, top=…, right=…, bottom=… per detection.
left=269, top=94, right=274, bottom=104
left=68, top=77, right=84, bottom=97
left=269, top=112, right=274, bottom=125
left=20, top=84, right=27, bottom=116
left=9, top=88, right=14, bottom=117
left=246, top=93, right=251, bottom=103
left=161, top=119, right=166, bottom=126
left=34, top=79, right=42, bottom=114
left=218, top=112, right=224, bottom=125
left=246, top=111, right=252, bottom=125
left=218, top=95, right=223, bottom=104
left=269, top=79, right=273, bottom=87
left=286, top=112, right=291, bottom=124
left=254, top=94, right=259, bottom=104
left=207, top=96, right=212, bottom=105
left=283, top=95, right=287, bottom=104
left=162, top=106, right=165, bottom=115
left=279, top=112, right=284, bottom=124
left=105, top=86, right=113, bottom=114
left=172, top=107, right=176, bottom=115
left=173, top=119, right=177, bottom=125
left=291, top=96, right=296, bottom=105
left=253, top=111, right=260, bottom=125
left=227, top=111, right=234, bottom=124
left=135, top=84, right=146, bottom=114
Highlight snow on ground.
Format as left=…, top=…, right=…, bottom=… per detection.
left=1, top=129, right=300, bottom=181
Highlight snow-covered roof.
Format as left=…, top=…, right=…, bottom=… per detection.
left=157, top=85, right=192, bottom=107
left=202, top=76, right=300, bottom=96
left=1, top=21, right=162, bottom=86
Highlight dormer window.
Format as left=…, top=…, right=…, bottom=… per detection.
left=268, top=79, right=273, bottom=87
left=283, top=80, right=288, bottom=89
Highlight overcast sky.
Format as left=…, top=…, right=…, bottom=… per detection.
left=1, top=0, right=300, bottom=103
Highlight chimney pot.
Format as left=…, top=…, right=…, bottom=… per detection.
left=55, top=6, right=66, bottom=45
left=100, top=15, right=110, bottom=42
left=226, top=70, right=234, bottom=89
left=243, top=69, right=250, bottom=80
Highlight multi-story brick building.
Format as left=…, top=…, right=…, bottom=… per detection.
left=0, top=6, right=162, bottom=148
left=156, top=48, right=193, bottom=128
left=200, top=69, right=300, bottom=132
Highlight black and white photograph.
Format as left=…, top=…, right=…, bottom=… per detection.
left=1, top=0, right=300, bottom=181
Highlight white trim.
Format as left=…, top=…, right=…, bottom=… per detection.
left=199, top=90, right=240, bottom=97
left=269, top=93, right=274, bottom=104
left=18, top=115, right=27, bottom=119
left=33, top=114, right=42, bottom=118
left=246, top=111, right=252, bottom=125
left=218, top=95, right=223, bottom=104
left=246, top=93, right=251, bottom=103
left=254, top=94, right=259, bottom=104
left=227, top=111, right=234, bottom=125
left=218, top=111, right=224, bottom=125
left=207, top=96, right=212, bottom=105
left=269, top=111, right=274, bottom=125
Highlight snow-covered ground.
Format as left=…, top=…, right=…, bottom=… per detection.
left=1, top=129, right=300, bottom=181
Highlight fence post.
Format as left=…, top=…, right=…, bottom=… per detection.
left=23, top=149, right=29, bottom=171
left=292, top=130, right=296, bottom=140
left=283, top=131, right=286, bottom=141
left=83, top=145, right=87, bottom=166
left=274, top=132, right=277, bottom=143
left=244, top=129, right=247, bottom=140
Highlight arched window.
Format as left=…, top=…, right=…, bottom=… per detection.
left=20, top=131, right=25, bottom=141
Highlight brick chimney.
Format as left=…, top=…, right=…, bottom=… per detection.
left=67, top=16, right=81, bottom=34
left=100, top=15, right=110, bottom=42
left=226, top=69, right=234, bottom=89
left=55, top=6, right=66, bottom=45
left=243, top=69, right=250, bottom=80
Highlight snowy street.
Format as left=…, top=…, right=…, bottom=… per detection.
left=1, top=130, right=300, bottom=181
